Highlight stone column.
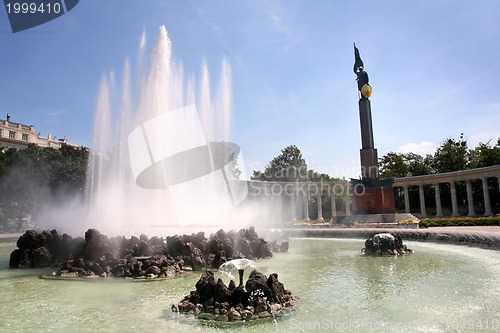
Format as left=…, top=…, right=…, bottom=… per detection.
left=418, top=184, right=427, bottom=218
left=450, top=181, right=459, bottom=217
left=303, top=189, right=310, bottom=221
left=482, top=178, right=492, bottom=216
left=317, top=189, right=324, bottom=221
left=498, top=176, right=500, bottom=198
left=331, top=187, right=337, bottom=222
left=466, top=179, right=476, bottom=217
left=290, top=185, right=297, bottom=221
left=403, top=185, right=410, bottom=214
left=434, top=183, right=443, bottom=217
left=345, top=185, right=351, bottom=216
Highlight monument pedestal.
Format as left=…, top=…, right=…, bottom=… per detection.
left=351, top=178, right=395, bottom=214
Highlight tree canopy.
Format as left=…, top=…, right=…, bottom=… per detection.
left=0, top=144, right=88, bottom=231
left=252, top=145, right=308, bottom=182
left=379, top=134, right=500, bottom=179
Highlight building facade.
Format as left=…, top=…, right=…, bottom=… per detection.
left=0, top=117, right=78, bottom=150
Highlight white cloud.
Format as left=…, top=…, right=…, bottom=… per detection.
left=398, top=141, right=436, bottom=155
left=45, top=110, right=67, bottom=117
left=44, top=110, right=68, bottom=124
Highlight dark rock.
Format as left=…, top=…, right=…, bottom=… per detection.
left=227, top=306, right=241, bottom=321
left=267, top=273, right=289, bottom=303
left=362, top=233, right=413, bottom=256
left=32, top=246, right=53, bottom=267
left=17, top=230, right=42, bottom=250
left=146, top=265, right=161, bottom=275
left=229, top=285, right=246, bottom=307
left=214, top=278, right=231, bottom=303
left=195, top=271, right=217, bottom=303
left=228, top=279, right=236, bottom=291
left=166, top=235, right=185, bottom=257
left=245, top=270, right=271, bottom=300
left=254, top=298, right=268, bottom=313
left=8, top=249, right=21, bottom=268
left=84, top=229, right=109, bottom=261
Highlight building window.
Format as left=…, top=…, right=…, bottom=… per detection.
left=9, top=131, right=15, bottom=139
left=0, top=129, right=2, bottom=137
left=22, top=133, right=28, bottom=141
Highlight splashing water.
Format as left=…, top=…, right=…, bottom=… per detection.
left=219, top=258, right=262, bottom=286
left=84, top=26, right=242, bottom=236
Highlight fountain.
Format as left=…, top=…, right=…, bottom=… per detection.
left=82, top=25, right=248, bottom=237
left=2, top=26, right=500, bottom=332
left=172, top=264, right=296, bottom=323
left=219, top=258, right=261, bottom=287
left=3, top=238, right=500, bottom=331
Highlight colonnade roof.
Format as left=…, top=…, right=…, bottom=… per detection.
left=393, top=165, right=500, bottom=186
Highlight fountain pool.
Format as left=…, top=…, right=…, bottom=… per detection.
left=2, top=237, right=500, bottom=332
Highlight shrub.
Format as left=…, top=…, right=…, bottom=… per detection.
left=420, top=217, right=500, bottom=228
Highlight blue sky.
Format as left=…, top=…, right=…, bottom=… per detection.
left=1, top=0, right=499, bottom=179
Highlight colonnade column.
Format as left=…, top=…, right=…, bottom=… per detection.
left=434, top=183, right=443, bottom=217
left=482, top=178, right=492, bottom=216
left=418, top=184, right=427, bottom=218
left=290, top=186, right=297, bottom=221
left=303, top=191, right=310, bottom=221
left=345, top=184, right=351, bottom=216
left=330, top=187, right=337, bottom=222
left=466, top=179, right=476, bottom=217
left=317, top=189, right=324, bottom=221
left=450, top=181, right=459, bottom=217
left=498, top=177, right=500, bottom=198
left=403, top=185, right=410, bottom=214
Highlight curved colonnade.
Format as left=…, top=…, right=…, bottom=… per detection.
left=247, top=165, right=500, bottom=221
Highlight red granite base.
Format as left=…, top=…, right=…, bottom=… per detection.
left=352, top=187, right=395, bottom=214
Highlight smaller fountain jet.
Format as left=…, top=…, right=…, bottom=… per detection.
left=219, top=258, right=261, bottom=287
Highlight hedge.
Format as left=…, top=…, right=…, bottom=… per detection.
left=420, top=217, right=500, bottom=228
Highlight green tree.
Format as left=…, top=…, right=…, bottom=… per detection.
left=432, top=134, right=469, bottom=173
left=45, top=144, right=89, bottom=198
left=0, top=144, right=50, bottom=231
left=252, top=145, right=308, bottom=182
left=307, top=170, right=337, bottom=182
left=405, top=153, right=433, bottom=176
left=0, top=144, right=88, bottom=231
left=469, top=139, right=500, bottom=168
left=379, top=152, right=407, bottom=178
left=379, top=152, right=432, bottom=179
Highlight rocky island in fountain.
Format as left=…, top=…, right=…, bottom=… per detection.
left=362, top=233, right=413, bottom=256
left=8, top=227, right=289, bottom=279
left=172, top=263, right=296, bottom=322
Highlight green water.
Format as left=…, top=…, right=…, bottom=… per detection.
left=1, top=239, right=500, bottom=332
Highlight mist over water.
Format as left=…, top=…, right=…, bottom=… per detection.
left=39, top=26, right=253, bottom=237
left=36, top=26, right=300, bottom=237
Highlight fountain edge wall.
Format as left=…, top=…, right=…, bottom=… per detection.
left=283, top=228, right=500, bottom=250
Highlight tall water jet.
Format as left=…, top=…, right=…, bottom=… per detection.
left=84, top=26, right=246, bottom=236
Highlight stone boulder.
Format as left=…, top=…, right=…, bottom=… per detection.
left=362, top=233, right=413, bottom=256
left=173, top=269, right=296, bottom=322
